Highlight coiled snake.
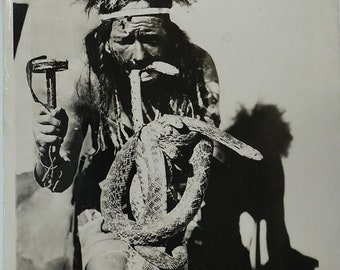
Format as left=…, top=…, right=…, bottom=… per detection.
left=100, top=114, right=262, bottom=270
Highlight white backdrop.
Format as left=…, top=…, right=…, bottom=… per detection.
left=6, top=0, right=340, bottom=269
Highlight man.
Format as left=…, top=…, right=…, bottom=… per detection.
left=33, top=0, right=221, bottom=269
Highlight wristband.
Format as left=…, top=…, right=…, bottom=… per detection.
left=37, top=147, right=62, bottom=192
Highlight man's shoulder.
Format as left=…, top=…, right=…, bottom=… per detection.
left=191, top=44, right=212, bottom=59
left=191, top=44, right=219, bottom=83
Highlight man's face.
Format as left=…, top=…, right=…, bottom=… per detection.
left=107, top=15, right=169, bottom=80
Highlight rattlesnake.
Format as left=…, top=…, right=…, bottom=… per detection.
left=100, top=114, right=262, bottom=270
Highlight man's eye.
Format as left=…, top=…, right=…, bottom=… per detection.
left=113, top=35, right=135, bottom=45
left=140, top=35, right=161, bottom=45
left=147, top=39, right=160, bottom=46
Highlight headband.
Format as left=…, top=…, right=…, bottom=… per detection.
left=100, top=7, right=171, bottom=21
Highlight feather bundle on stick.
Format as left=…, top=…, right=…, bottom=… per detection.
left=83, top=0, right=197, bottom=13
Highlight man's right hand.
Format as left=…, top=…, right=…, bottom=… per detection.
left=33, top=106, right=69, bottom=156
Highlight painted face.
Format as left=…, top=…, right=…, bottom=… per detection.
left=107, top=16, right=169, bottom=73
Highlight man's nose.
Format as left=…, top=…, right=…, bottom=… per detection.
left=131, top=40, right=145, bottom=62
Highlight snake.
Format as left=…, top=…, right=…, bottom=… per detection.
left=100, top=114, right=262, bottom=270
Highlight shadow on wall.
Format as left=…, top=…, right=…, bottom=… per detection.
left=189, top=104, right=319, bottom=270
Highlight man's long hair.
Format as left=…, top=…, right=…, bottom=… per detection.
left=81, top=17, right=207, bottom=149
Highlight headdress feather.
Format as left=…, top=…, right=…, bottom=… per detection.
left=83, top=0, right=196, bottom=13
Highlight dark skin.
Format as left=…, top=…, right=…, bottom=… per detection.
left=107, top=16, right=169, bottom=70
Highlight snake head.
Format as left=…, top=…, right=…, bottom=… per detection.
left=157, top=115, right=184, bottom=130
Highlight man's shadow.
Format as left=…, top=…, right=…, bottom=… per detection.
left=188, top=104, right=319, bottom=270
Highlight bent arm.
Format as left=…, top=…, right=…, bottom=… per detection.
left=34, top=103, right=88, bottom=192
left=194, top=45, right=227, bottom=163
left=195, top=45, right=220, bottom=127
left=33, top=67, right=99, bottom=192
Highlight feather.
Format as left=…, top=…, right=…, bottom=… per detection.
left=82, top=0, right=197, bottom=12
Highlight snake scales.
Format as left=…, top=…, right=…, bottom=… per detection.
left=100, top=114, right=262, bottom=270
